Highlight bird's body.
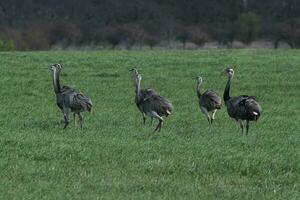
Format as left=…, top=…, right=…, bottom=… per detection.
left=225, top=95, right=261, bottom=121
left=131, top=68, right=173, bottom=132
left=135, top=88, right=156, bottom=110
left=223, top=68, right=262, bottom=134
left=50, top=64, right=93, bottom=129
left=140, top=94, right=173, bottom=117
left=196, top=76, right=222, bottom=126
left=56, top=88, right=92, bottom=113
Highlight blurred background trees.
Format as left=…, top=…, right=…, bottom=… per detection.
left=0, top=0, right=299, bottom=50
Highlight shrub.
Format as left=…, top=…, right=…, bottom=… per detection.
left=239, top=12, right=260, bottom=45
left=189, top=27, right=209, bottom=47
left=0, top=36, right=15, bottom=51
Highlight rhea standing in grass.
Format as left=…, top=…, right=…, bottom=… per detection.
left=130, top=68, right=173, bottom=132
left=195, top=75, right=222, bottom=127
left=130, top=68, right=155, bottom=125
left=50, top=64, right=93, bottom=129
left=223, top=68, right=262, bottom=134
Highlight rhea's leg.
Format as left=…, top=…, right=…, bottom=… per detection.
left=78, top=113, right=84, bottom=129
left=201, top=107, right=211, bottom=127
left=154, top=119, right=163, bottom=132
left=142, top=113, right=146, bottom=125
left=63, top=115, right=69, bottom=129
left=148, top=111, right=163, bottom=133
left=63, top=108, right=70, bottom=129
left=73, top=113, right=76, bottom=126
left=246, top=120, right=250, bottom=135
left=238, top=119, right=244, bottom=134
left=211, top=109, right=217, bottom=125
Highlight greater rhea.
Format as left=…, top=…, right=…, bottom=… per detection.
left=50, top=64, right=93, bottom=129
left=130, top=68, right=155, bottom=125
left=196, top=76, right=222, bottom=127
left=130, top=69, right=173, bottom=132
left=223, top=68, right=262, bottom=134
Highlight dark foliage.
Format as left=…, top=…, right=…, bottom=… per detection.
left=0, top=0, right=299, bottom=50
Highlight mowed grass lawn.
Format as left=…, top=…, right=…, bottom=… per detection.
left=0, top=50, right=299, bottom=199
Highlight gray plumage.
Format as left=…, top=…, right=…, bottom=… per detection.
left=223, top=68, right=262, bottom=134
left=130, top=68, right=155, bottom=124
left=196, top=76, right=222, bottom=126
left=130, top=68, right=173, bottom=132
left=50, top=64, right=93, bottom=129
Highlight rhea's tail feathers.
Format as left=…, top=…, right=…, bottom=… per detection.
left=161, top=98, right=173, bottom=117
left=245, top=98, right=262, bottom=121
left=75, top=93, right=93, bottom=112
left=215, top=103, right=222, bottom=110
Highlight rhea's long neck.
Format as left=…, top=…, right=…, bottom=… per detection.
left=196, top=81, right=202, bottom=99
left=52, top=70, right=61, bottom=94
left=224, top=75, right=233, bottom=102
left=135, top=78, right=142, bottom=101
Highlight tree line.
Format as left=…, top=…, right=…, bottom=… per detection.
left=0, top=0, right=299, bottom=50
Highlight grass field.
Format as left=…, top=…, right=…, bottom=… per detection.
left=0, top=50, right=299, bottom=199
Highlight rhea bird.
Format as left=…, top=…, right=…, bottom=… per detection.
left=196, top=76, right=222, bottom=127
left=223, top=68, right=262, bottom=134
left=130, top=68, right=173, bottom=132
left=50, top=64, right=93, bottom=129
left=130, top=68, right=155, bottom=125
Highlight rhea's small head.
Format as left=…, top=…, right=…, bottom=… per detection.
left=130, top=68, right=141, bottom=85
left=129, top=68, right=139, bottom=75
left=224, top=67, right=234, bottom=77
left=50, top=64, right=63, bottom=72
left=196, top=76, right=203, bottom=84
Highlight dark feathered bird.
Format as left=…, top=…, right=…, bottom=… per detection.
left=130, top=69, right=173, bottom=132
left=196, top=76, right=222, bottom=127
left=223, top=68, right=262, bottom=134
left=50, top=64, right=93, bottom=129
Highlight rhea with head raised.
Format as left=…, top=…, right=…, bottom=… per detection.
left=130, top=68, right=173, bottom=132
left=196, top=75, right=222, bottom=127
left=130, top=68, right=155, bottom=125
left=50, top=64, right=93, bottom=129
left=223, top=67, right=262, bottom=134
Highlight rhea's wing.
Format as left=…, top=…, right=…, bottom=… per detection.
left=230, top=95, right=262, bottom=120
left=69, top=92, right=93, bottom=112
left=244, top=97, right=262, bottom=113
left=142, top=94, right=173, bottom=116
left=61, top=85, right=76, bottom=93
left=203, top=90, right=222, bottom=109
left=226, top=96, right=248, bottom=117
left=141, top=88, right=157, bottom=101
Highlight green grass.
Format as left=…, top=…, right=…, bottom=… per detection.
left=0, top=50, right=299, bottom=199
